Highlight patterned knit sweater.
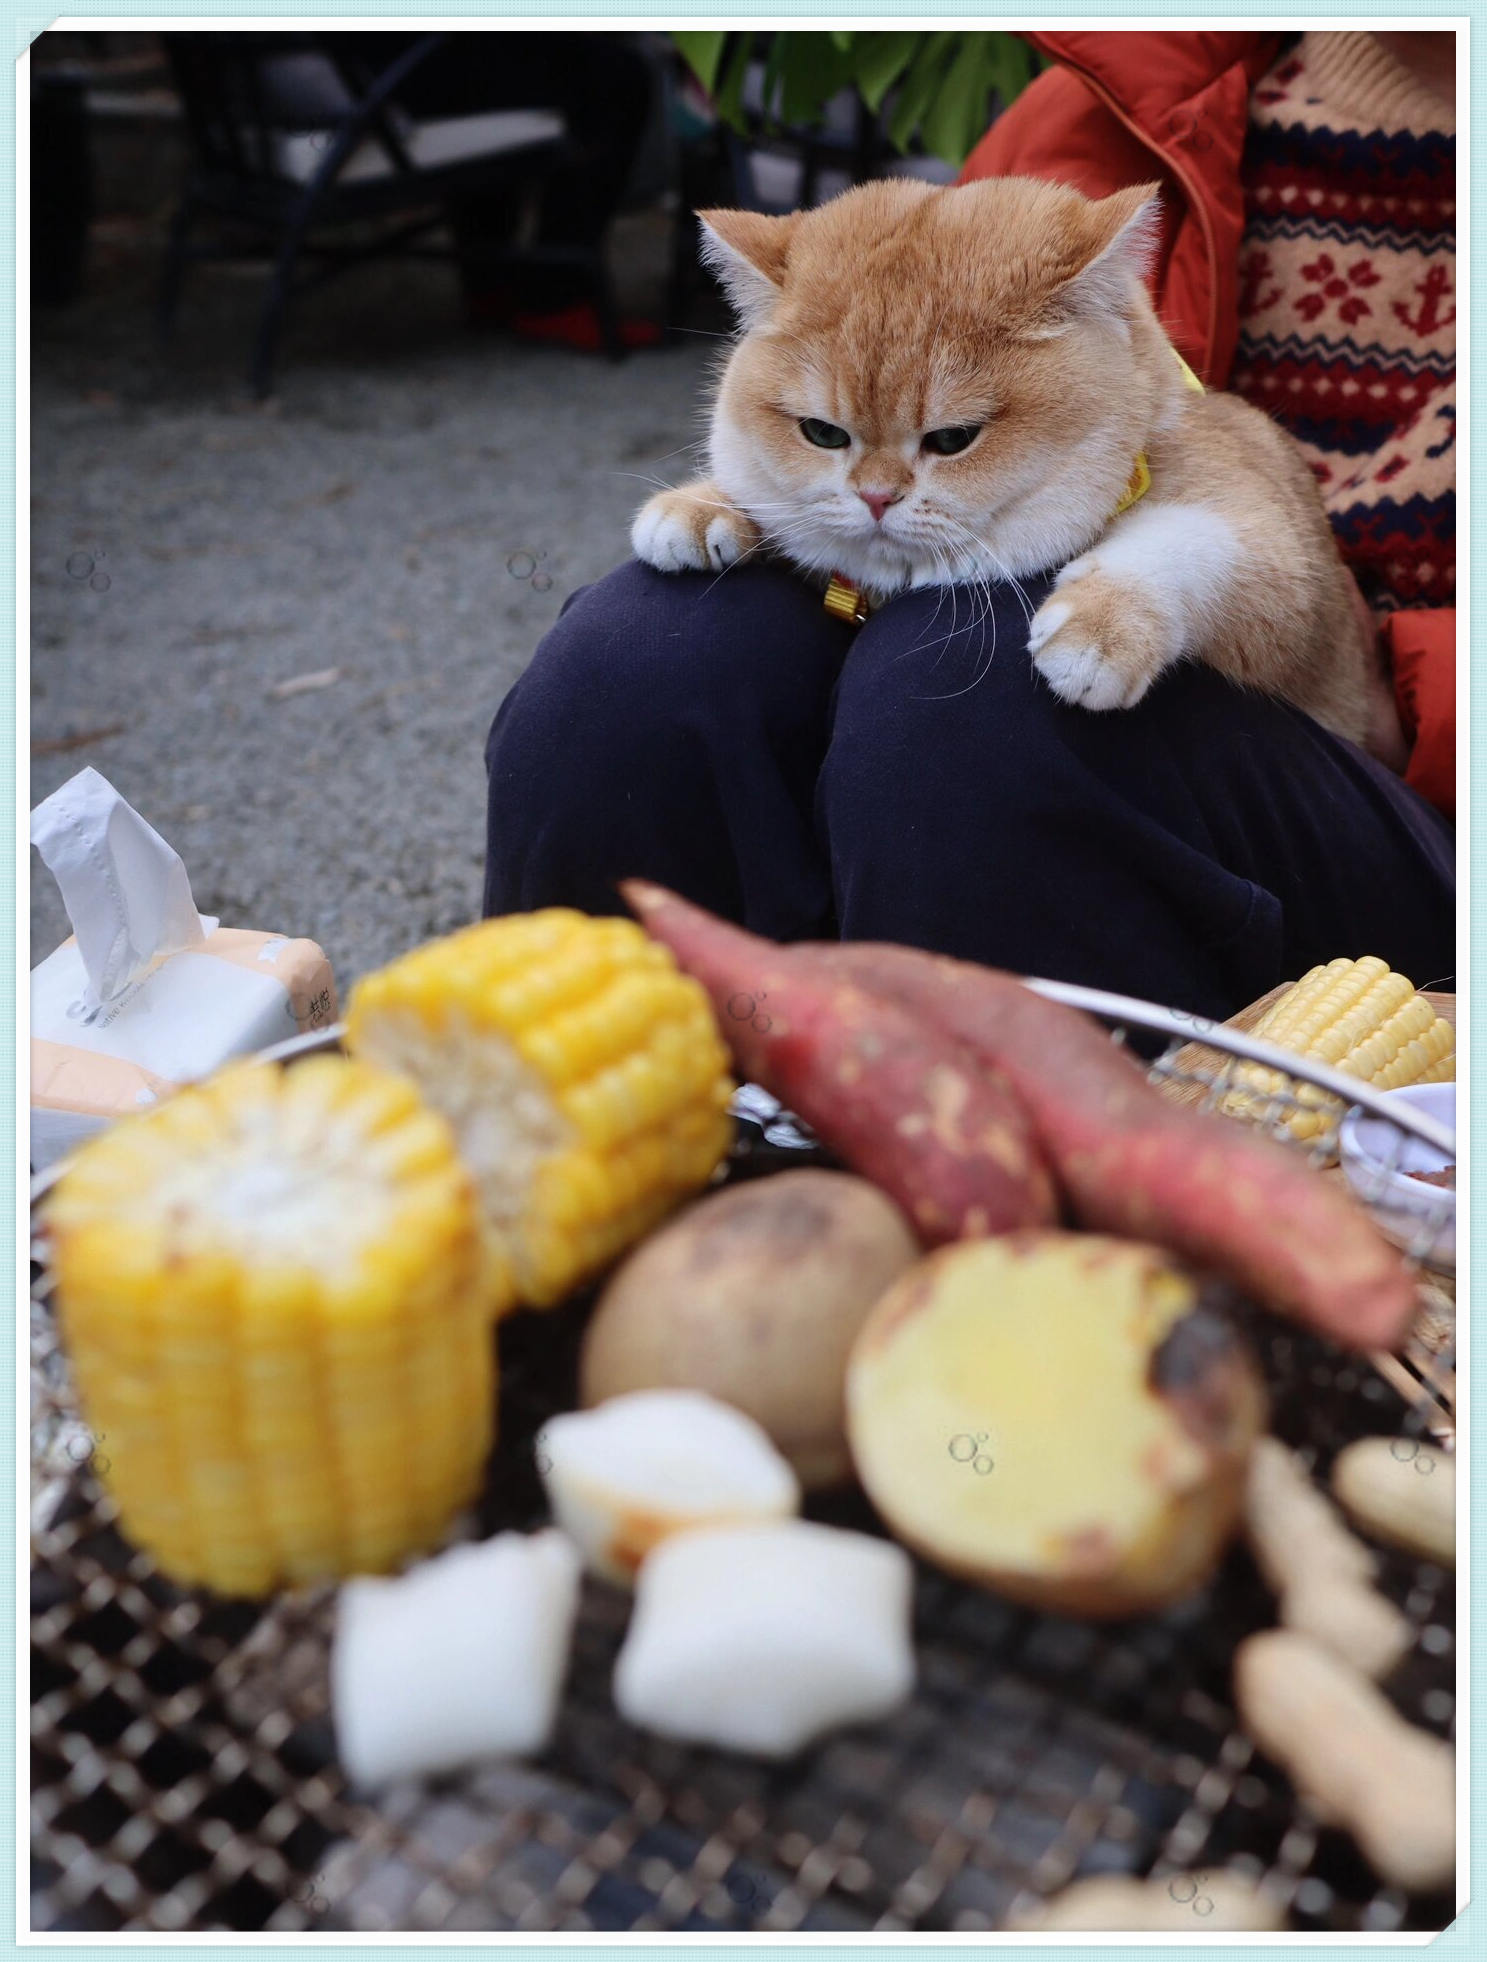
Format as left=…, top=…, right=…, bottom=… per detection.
left=1229, top=32, right=1455, bottom=613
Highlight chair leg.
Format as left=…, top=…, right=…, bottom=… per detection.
left=157, top=199, right=196, bottom=340
left=590, top=253, right=626, bottom=363
left=250, top=218, right=311, bottom=400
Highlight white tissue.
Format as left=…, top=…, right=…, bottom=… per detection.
left=29, top=770, right=335, bottom=1172
left=30, top=767, right=212, bottom=1007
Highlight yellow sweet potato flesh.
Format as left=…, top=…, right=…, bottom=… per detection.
left=846, top=1232, right=1266, bottom=1617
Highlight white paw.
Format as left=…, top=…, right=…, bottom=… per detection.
left=704, top=512, right=751, bottom=570
left=1053, top=550, right=1099, bottom=589
left=1034, top=637, right=1146, bottom=711
left=1026, top=598, right=1071, bottom=656
left=631, top=498, right=708, bottom=573
left=631, top=493, right=758, bottom=574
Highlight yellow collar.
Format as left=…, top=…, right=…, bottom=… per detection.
left=1117, top=349, right=1206, bottom=517
left=824, top=347, right=1205, bottom=628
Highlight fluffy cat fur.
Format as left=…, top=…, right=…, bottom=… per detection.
left=631, top=175, right=1373, bottom=742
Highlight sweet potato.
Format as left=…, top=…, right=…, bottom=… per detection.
left=811, top=941, right=1414, bottom=1351
left=620, top=884, right=1056, bottom=1243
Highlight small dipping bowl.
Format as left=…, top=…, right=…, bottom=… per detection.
left=1338, top=1082, right=1456, bottom=1273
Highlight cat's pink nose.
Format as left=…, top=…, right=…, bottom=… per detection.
left=858, top=488, right=902, bottom=522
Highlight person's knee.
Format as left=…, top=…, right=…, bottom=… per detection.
left=820, top=579, right=1056, bottom=824
left=489, top=557, right=847, bottom=777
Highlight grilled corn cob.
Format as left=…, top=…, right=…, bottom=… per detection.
left=46, top=1055, right=497, bottom=1597
left=345, top=910, right=736, bottom=1307
left=1222, top=957, right=1454, bottom=1142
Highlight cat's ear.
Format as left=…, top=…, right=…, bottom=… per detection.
left=1033, top=183, right=1163, bottom=335
left=697, top=209, right=797, bottom=328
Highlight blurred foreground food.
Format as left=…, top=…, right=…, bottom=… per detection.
left=47, top=1054, right=496, bottom=1595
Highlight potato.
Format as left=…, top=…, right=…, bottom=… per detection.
left=580, top=1169, right=919, bottom=1488
left=845, top=1232, right=1267, bottom=1616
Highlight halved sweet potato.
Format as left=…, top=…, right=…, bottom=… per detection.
left=846, top=1233, right=1266, bottom=1617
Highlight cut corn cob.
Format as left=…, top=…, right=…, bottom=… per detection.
left=46, top=1055, right=499, bottom=1597
left=345, top=910, right=736, bottom=1308
left=1221, top=957, right=1454, bottom=1142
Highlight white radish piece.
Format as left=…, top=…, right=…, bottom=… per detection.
left=537, top=1390, right=800, bottom=1584
left=331, top=1529, right=581, bottom=1789
left=614, top=1519, right=914, bottom=1757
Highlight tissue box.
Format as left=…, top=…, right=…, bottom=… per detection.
left=31, top=929, right=337, bottom=1172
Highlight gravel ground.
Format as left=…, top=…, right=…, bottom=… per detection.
left=30, top=204, right=724, bottom=997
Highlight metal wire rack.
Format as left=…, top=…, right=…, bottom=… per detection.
left=30, top=984, right=1457, bottom=1934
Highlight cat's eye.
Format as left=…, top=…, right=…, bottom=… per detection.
left=922, top=424, right=983, bottom=456
left=799, top=418, right=851, bottom=450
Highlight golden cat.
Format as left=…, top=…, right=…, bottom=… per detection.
left=632, top=175, right=1373, bottom=743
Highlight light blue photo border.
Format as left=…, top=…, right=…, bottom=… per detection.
left=10, top=9, right=1474, bottom=1958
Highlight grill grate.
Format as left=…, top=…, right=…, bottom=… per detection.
left=31, top=996, right=1456, bottom=1934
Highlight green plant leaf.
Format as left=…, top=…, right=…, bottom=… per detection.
left=850, top=30, right=920, bottom=113
left=830, top=30, right=854, bottom=54
left=1001, top=33, right=1035, bottom=100
left=886, top=32, right=956, bottom=154
left=713, top=32, right=756, bottom=131
left=672, top=31, right=728, bottom=95
left=920, top=34, right=996, bottom=168
left=983, top=31, right=1034, bottom=112
left=777, top=31, right=856, bottom=127
left=760, top=32, right=788, bottom=129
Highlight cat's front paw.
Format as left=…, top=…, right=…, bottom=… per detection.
left=1029, top=560, right=1179, bottom=711
left=631, top=487, right=762, bottom=574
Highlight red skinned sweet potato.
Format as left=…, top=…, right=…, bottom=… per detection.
left=812, top=941, right=1415, bottom=1352
left=621, top=883, right=1057, bottom=1243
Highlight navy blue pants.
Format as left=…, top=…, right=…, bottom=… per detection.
left=483, top=559, right=1454, bottom=1021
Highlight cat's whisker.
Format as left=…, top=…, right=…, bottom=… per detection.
left=901, top=538, right=1003, bottom=698
left=691, top=513, right=823, bottom=602
left=901, top=542, right=987, bottom=677
left=932, top=512, right=1038, bottom=629
left=633, top=440, right=709, bottom=469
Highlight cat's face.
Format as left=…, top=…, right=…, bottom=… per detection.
left=700, top=176, right=1171, bottom=592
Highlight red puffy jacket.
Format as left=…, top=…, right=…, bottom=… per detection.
left=959, top=31, right=1455, bottom=818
